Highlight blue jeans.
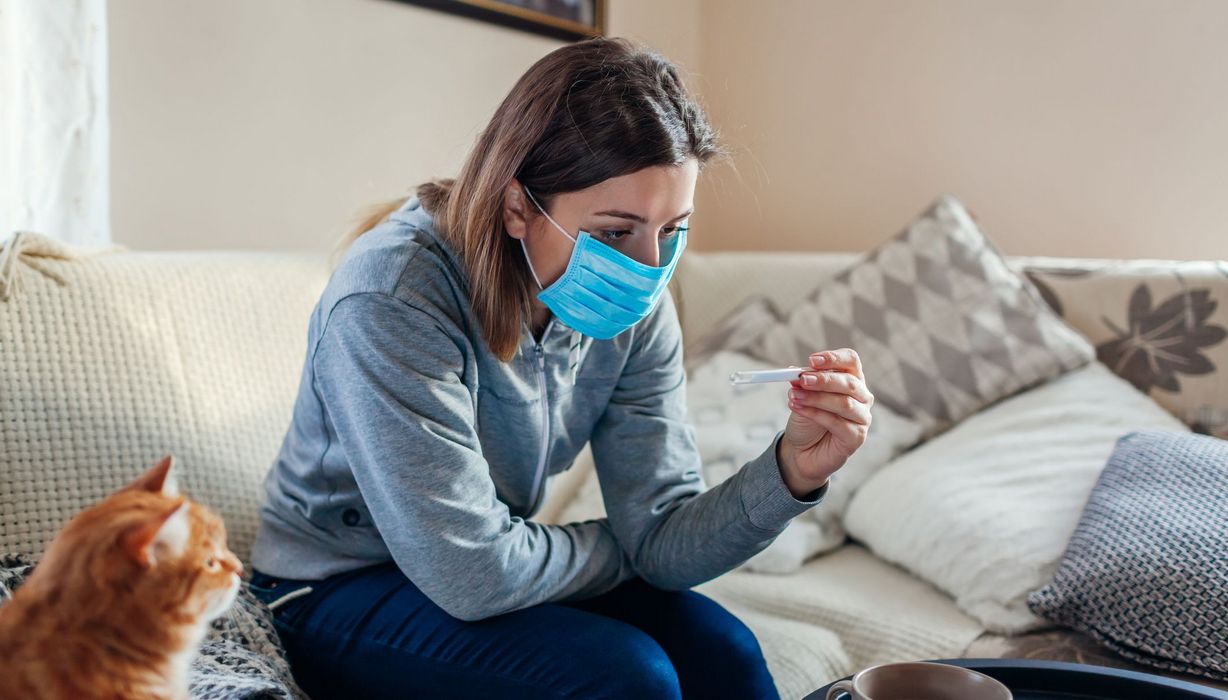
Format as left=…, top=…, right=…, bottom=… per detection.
left=249, top=562, right=780, bottom=699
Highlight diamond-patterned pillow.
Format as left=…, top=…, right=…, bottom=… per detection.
left=705, top=194, right=1095, bottom=440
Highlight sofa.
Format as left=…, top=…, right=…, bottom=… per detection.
left=1, top=225, right=1226, bottom=700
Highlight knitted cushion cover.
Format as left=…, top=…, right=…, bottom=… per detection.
left=0, top=231, right=330, bottom=562
left=1028, top=430, right=1228, bottom=681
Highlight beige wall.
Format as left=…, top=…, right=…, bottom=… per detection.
left=108, top=0, right=696, bottom=253
left=110, top=0, right=1226, bottom=260
left=693, top=0, right=1228, bottom=260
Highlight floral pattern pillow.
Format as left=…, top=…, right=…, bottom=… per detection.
left=1021, top=258, right=1228, bottom=439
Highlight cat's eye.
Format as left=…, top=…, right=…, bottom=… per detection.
left=205, top=557, right=219, bottom=570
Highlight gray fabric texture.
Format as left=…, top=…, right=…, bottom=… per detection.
left=250, top=196, right=829, bottom=621
left=1028, top=430, right=1228, bottom=681
left=0, top=554, right=305, bottom=700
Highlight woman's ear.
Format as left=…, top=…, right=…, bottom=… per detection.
left=502, top=180, right=532, bottom=241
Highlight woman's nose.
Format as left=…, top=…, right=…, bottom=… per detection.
left=629, top=236, right=661, bottom=267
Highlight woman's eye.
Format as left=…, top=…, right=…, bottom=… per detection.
left=599, top=225, right=687, bottom=243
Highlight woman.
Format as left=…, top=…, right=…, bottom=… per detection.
left=248, top=37, right=873, bottom=699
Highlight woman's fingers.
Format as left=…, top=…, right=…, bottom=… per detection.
left=809, top=348, right=863, bottom=380
left=788, top=388, right=872, bottom=425
left=788, top=400, right=870, bottom=445
left=793, top=369, right=873, bottom=404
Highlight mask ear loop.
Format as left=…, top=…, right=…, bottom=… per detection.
left=518, top=186, right=551, bottom=290
left=520, top=185, right=582, bottom=291
left=519, top=238, right=546, bottom=290
left=523, top=187, right=579, bottom=244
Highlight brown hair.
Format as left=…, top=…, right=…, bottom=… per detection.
left=333, top=37, right=727, bottom=362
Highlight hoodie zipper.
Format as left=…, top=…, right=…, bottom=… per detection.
left=525, top=317, right=555, bottom=517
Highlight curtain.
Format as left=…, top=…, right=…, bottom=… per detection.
left=0, top=0, right=110, bottom=247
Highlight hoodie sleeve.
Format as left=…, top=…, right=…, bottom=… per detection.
left=589, top=292, right=829, bottom=591
left=313, top=291, right=635, bottom=621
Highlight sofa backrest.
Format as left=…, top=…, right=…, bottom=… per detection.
left=0, top=233, right=330, bottom=563
left=670, top=251, right=860, bottom=357
left=3, top=232, right=1224, bottom=565
left=671, top=249, right=1228, bottom=440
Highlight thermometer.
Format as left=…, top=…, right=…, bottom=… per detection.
left=728, top=367, right=810, bottom=385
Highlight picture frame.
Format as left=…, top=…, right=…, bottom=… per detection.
left=393, top=0, right=605, bottom=42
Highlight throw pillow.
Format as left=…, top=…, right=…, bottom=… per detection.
left=843, top=361, right=1189, bottom=634
left=691, top=194, right=1096, bottom=441
left=1027, top=430, right=1228, bottom=682
left=1021, top=257, right=1228, bottom=440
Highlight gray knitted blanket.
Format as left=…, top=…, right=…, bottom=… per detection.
left=0, top=553, right=306, bottom=700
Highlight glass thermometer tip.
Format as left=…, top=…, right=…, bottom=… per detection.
left=728, top=367, right=806, bottom=385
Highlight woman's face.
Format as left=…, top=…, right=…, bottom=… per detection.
left=503, top=159, right=698, bottom=290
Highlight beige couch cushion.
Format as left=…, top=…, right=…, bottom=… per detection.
left=670, top=250, right=859, bottom=358
left=0, top=232, right=329, bottom=562
left=696, top=544, right=985, bottom=676
left=716, top=600, right=852, bottom=700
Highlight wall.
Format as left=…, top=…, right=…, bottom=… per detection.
left=109, top=0, right=1227, bottom=260
left=692, top=0, right=1228, bottom=260
left=107, top=0, right=696, bottom=253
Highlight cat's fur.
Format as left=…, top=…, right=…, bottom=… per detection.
left=0, top=455, right=244, bottom=700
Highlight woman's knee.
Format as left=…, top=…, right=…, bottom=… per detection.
left=707, top=610, right=768, bottom=667
left=581, top=626, right=682, bottom=700
left=675, top=603, right=777, bottom=698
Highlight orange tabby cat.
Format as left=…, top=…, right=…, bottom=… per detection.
left=0, top=455, right=244, bottom=700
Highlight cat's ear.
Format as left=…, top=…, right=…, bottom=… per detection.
left=122, top=498, right=191, bottom=568
left=126, top=454, right=180, bottom=498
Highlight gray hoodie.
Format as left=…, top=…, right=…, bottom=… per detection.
left=249, top=196, right=828, bottom=621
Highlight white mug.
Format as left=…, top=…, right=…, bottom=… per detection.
left=826, top=661, right=1013, bottom=700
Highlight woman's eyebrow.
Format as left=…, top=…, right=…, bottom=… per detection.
left=593, top=208, right=694, bottom=224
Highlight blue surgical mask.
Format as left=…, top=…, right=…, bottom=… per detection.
left=520, top=187, right=687, bottom=340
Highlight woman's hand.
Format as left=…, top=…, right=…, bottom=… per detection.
left=776, top=349, right=874, bottom=499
